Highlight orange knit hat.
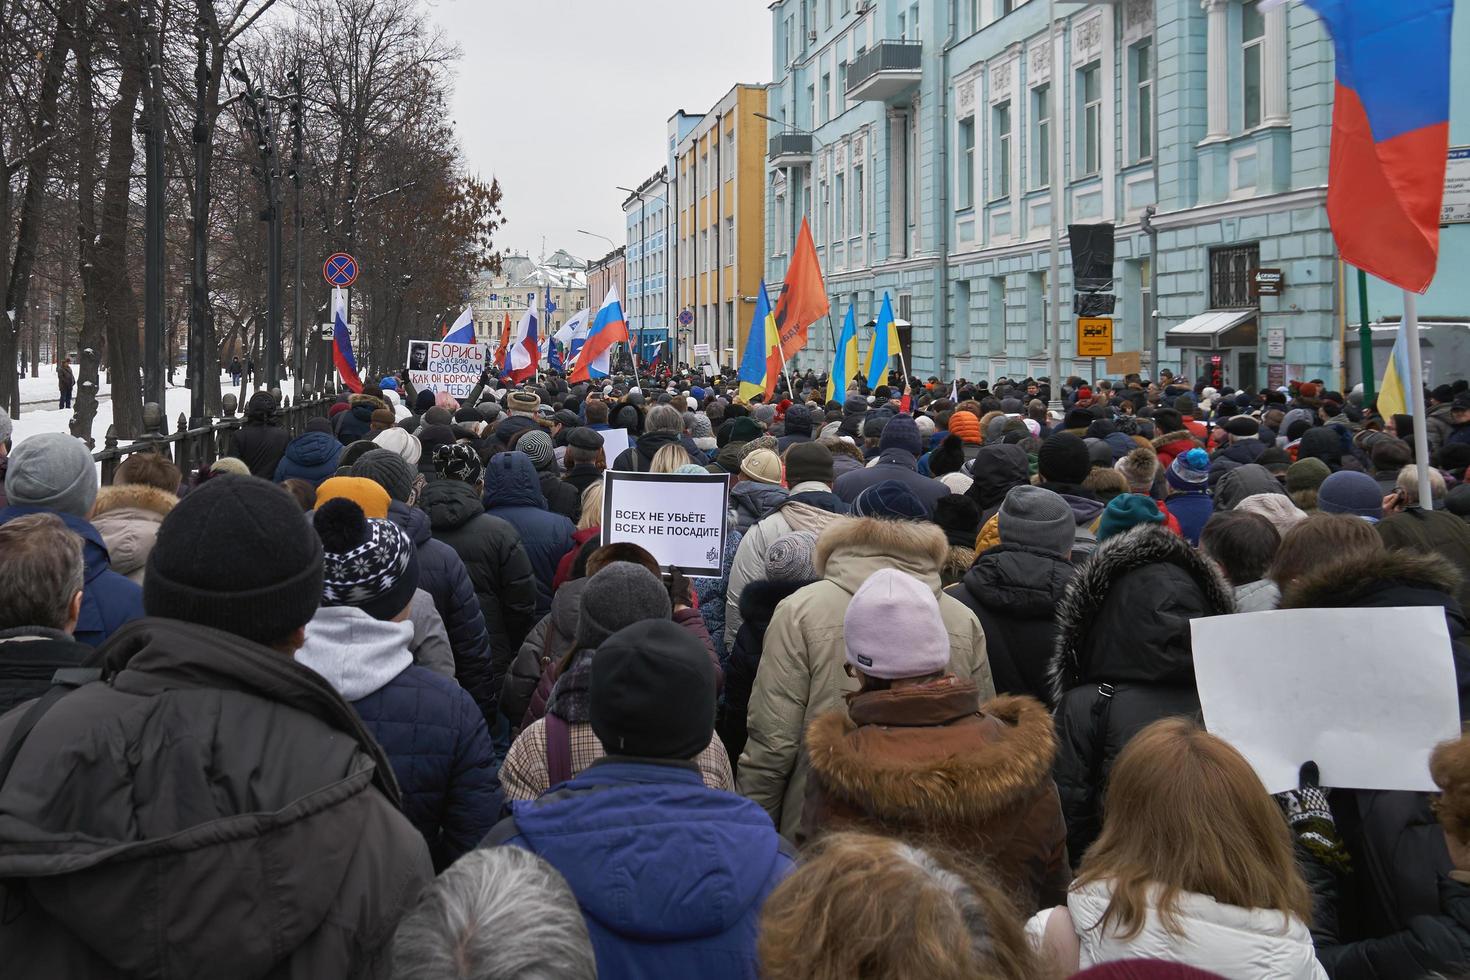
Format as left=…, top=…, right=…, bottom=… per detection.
left=315, top=476, right=390, bottom=519
left=948, top=410, right=982, bottom=444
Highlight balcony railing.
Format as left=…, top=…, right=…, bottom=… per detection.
left=768, top=132, right=814, bottom=166
left=845, top=40, right=923, bottom=101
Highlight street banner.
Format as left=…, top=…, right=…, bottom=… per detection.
left=599, top=426, right=631, bottom=463
left=1192, top=607, right=1459, bottom=794
left=406, top=339, right=486, bottom=398
left=601, top=471, right=731, bottom=578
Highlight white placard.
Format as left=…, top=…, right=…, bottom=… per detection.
left=601, top=471, right=731, bottom=577
left=406, top=340, right=486, bottom=398
left=1192, top=607, right=1461, bottom=795
left=599, top=426, right=631, bottom=463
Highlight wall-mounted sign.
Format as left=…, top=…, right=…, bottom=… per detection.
left=1267, top=327, right=1286, bottom=358
left=1253, top=268, right=1285, bottom=297
left=1444, top=147, right=1470, bottom=225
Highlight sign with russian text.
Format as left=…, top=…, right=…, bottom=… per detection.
left=601, top=471, right=731, bottom=578
left=406, top=339, right=486, bottom=398
left=1077, top=317, right=1114, bottom=357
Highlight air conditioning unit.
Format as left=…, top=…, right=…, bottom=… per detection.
left=808, top=30, right=818, bottom=42
left=855, top=0, right=873, bottom=12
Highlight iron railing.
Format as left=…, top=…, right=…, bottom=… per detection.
left=768, top=132, right=814, bottom=160
left=845, top=40, right=923, bottom=95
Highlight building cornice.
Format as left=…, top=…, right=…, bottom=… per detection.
left=1149, top=185, right=1327, bottom=230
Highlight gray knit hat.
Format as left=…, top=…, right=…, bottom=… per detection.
left=516, top=429, right=557, bottom=473
left=574, top=562, right=671, bottom=649
left=5, top=432, right=99, bottom=517
left=350, top=448, right=417, bottom=504
left=765, top=529, right=819, bottom=581
left=997, top=485, right=1075, bottom=557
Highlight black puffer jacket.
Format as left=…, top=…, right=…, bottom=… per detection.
left=965, top=444, right=1031, bottom=521
left=0, top=627, right=90, bottom=714
left=946, top=545, right=1074, bottom=704
left=421, top=478, right=539, bottom=709
left=1049, top=525, right=1235, bottom=866
left=1310, top=865, right=1470, bottom=980
left=716, top=577, right=816, bottom=772
left=1284, top=551, right=1470, bottom=950
left=611, top=429, right=682, bottom=472
left=231, top=394, right=291, bottom=479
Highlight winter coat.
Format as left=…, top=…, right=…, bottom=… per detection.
left=717, top=577, right=816, bottom=768
left=1308, top=862, right=1470, bottom=980
left=0, top=617, right=431, bottom=978
left=421, top=478, right=539, bottom=706
left=965, top=444, right=1031, bottom=520
left=334, top=393, right=386, bottom=446
left=233, top=417, right=291, bottom=479
left=272, top=430, right=344, bottom=487
left=832, top=447, right=949, bottom=514
left=724, top=483, right=848, bottom=652
left=947, top=544, right=1075, bottom=703
left=1153, top=430, right=1201, bottom=469
left=1050, top=525, right=1235, bottom=865
left=90, top=483, right=176, bottom=584
left=1234, top=577, right=1281, bottom=612
left=1427, top=403, right=1454, bottom=459
left=0, top=506, right=144, bottom=648
left=730, top=480, right=788, bottom=533
left=737, top=516, right=995, bottom=837
left=563, top=463, right=603, bottom=497
left=1377, top=507, right=1470, bottom=613
left=1167, top=489, right=1215, bottom=546
left=1282, top=550, right=1470, bottom=946
left=491, top=760, right=793, bottom=979
left=297, top=606, right=499, bottom=871
left=1040, top=482, right=1106, bottom=560
left=0, top=626, right=90, bottom=715
left=408, top=588, right=455, bottom=677
left=482, top=451, right=574, bottom=617
left=611, top=429, right=684, bottom=471
left=537, top=469, right=581, bottom=522
left=384, top=501, right=495, bottom=722
left=503, top=579, right=588, bottom=733
left=803, top=685, right=1069, bottom=915
left=1026, top=879, right=1326, bottom=979
left=1208, top=438, right=1268, bottom=488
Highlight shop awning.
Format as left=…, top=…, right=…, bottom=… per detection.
left=1165, top=309, right=1259, bottom=349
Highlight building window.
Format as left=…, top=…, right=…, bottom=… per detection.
left=957, top=117, right=976, bottom=209
left=835, top=171, right=846, bottom=237
left=1208, top=244, right=1259, bottom=308
left=1242, top=0, right=1265, bottom=130
left=821, top=74, right=831, bottom=124
left=1077, top=63, right=1101, bottom=176
left=807, top=84, right=817, bottom=129
left=992, top=101, right=1011, bottom=201
left=998, top=0, right=1015, bottom=15
left=1132, top=40, right=1152, bottom=161
left=820, top=179, right=830, bottom=243
left=1031, top=84, right=1050, bottom=187
left=774, top=191, right=787, bottom=254
left=853, top=163, right=865, bottom=233
left=700, top=229, right=709, bottom=271
left=724, top=217, right=734, bottom=266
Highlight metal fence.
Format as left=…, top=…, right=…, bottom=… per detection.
left=92, top=385, right=340, bottom=486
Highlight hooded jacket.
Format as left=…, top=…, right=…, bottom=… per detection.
left=334, top=393, right=387, bottom=446
left=1376, top=507, right=1470, bottom=614
left=803, top=686, right=1069, bottom=915
left=493, top=760, right=793, bottom=979
left=1049, top=525, right=1235, bottom=865
left=384, top=501, right=495, bottom=723
left=730, top=480, right=788, bottom=532
left=948, top=544, right=1075, bottom=703
left=737, top=516, right=995, bottom=837
left=483, top=451, right=574, bottom=616
left=0, top=626, right=90, bottom=715
left=775, top=405, right=814, bottom=451
left=232, top=404, right=291, bottom=479
left=90, top=483, right=177, bottom=583
left=0, top=618, right=431, bottom=978
left=297, top=606, right=499, bottom=872
left=420, top=478, right=539, bottom=702
left=1207, top=437, right=1269, bottom=488
left=1214, top=463, right=1288, bottom=512
left=612, top=429, right=687, bottom=472
left=272, top=430, right=345, bottom=487
left=0, top=506, right=143, bottom=648
left=1152, top=429, right=1201, bottom=470
left=503, top=578, right=588, bottom=731
left=832, top=447, right=949, bottom=514
left=965, top=444, right=1031, bottom=521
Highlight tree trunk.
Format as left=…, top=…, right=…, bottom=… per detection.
left=70, top=1, right=103, bottom=444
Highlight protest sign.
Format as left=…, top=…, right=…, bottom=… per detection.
left=406, top=340, right=486, bottom=398
left=600, top=427, right=631, bottom=464
left=1191, top=607, right=1460, bottom=795
left=601, top=471, right=730, bottom=577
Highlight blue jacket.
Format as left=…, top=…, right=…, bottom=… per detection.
left=272, top=431, right=344, bottom=486
left=1167, top=490, right=1215, bottom=547
left=483, top=452, right=573, bottom=617
left=494, top=761, right=793, bottom=979
left=0, top=506, right=143, bottom=648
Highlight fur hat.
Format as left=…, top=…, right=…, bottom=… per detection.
left=1113, top=446, right=1159, bottom=494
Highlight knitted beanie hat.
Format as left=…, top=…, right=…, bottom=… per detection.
left=1097, top=493, right=1165, bottom=542
left=765, top=529, right=819, bottom=581
left=516, top=429, right=557, bottom=473
left=315, top=476, right=391, bottom=519
left=739, top=448, right=783, bottom=485
left=350, top=449, right=417, bottom=504
left=1167, top=448, right=1211, bottom=491
left=784, top=442, right=835, bottom=486
left=852, top=480, right=928, bottom=521
left=145, top=476, right=323, bottom=645
left=1317, top=470, right=1385, bottom=522
left=434, top=443, right=483, bottom=485
left=372, top=427, right=422, bottom=466
left=998, top=485, right=1076, bottom=557
left=1039, top=432, right=1092, bottom=485
left=4, top=432, right=99, bottom=517
left=878, top=414, right=922, bottom=455
left=590, top=619, right=715, bottom=761
left=843, top=569, right=949, bottom=679
left=313, top=498, right=420, bottom=621
left=1114, top=446, right=1159, bottom=494
left=1286, top=457, right=1331, bottom=493
left=574, top=561, right=671, bottom=649
left=933, top=494, right=981, bottom=548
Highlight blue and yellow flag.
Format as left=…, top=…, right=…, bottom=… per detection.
left=1376, top=320, right=1417, bottom=419
left=863, top=292, right=900, bottom=389
left=739, top=281, right=781, bottom=401
left=827, top=305, right=859, bottom=403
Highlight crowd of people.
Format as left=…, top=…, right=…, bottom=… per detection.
left=0, top=364, right=1468, bottom=979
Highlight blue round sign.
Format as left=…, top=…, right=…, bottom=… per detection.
left=323, top=252, right=358, bottom=288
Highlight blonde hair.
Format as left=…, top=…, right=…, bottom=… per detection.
left=650, top=443, right=691, bottom=473
left=1075, top=718, right=1312, bottom=939
left=759, top=833, right=1039, bottom=980
left=577, top=483, right=603, bottom=531
left=1431, top=732, right=1470, bottom=845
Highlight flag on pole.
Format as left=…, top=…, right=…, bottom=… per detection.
left=442, top=305, right=477, bottom=345
left=1375, top=321, right=1418, bottom=419
left=738, top=283, right=781, bottom=401
left=773, top=217, right=830, bottom=361
left=864, top=292, right=900, bottom=389
left=493, top=312, right=512, bottom=370
left=1286, top=0, right=1454, bottom=293
left=950, top=378, right=959, bottom=403
left=570, top=287, right=628, bottom=383
left=506, top=296, right=540, bottom=383
left=331, top=288, right=362, bottom=393
left=826, top=305, right=859, bottom=403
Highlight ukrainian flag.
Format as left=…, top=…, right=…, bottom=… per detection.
left=864, top=292, right=900, bottom=389
left=1376, top=321, right=1416, bottom=419
left=827, top=305, right=858, bottom=403
left=739, top=282, right=780, bottom=402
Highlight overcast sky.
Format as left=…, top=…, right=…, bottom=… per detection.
left=423, top=0, right=772, bottom=264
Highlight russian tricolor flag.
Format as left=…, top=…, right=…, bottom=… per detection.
left=331, top=288, right=362, bottom=393
left=568, top=286, right=628, bottom=383
left=441, top=305, right=477, bottom=345
left=1293, top=0, right=1455, bottom=293
left=505, top=295, right=540, bottom=383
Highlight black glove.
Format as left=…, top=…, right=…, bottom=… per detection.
left=1276, top=761, right=1352, bottom=872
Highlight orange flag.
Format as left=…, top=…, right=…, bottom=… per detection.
left=772, top=216, right=829, bottom=361
left=494, top=313, right=512, bottom=369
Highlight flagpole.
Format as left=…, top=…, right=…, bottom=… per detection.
left=774, top=339, right=795, bottom=402
left=1403, top=290, right=1434, bottom=510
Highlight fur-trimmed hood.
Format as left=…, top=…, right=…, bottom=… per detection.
left=805, top=689, right=1056, bottom=824
left=347, top=393, right=388, bottom=412
left=1049, top=525, right=1234, bottom=702
left=92, top=483, right=177, bottom=521
left=815, top=516, right=948, bottom=595
left=1152, top=430, right=1198, bottom=451
left=89, top=484, right=177, bottom=581
left=1283, top=548, right=1464, bottom=614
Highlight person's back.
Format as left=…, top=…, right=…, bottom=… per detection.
left=0, top=476, right=430, bottom=978
left=832, top=414, right=948, bottom=514
left=234, top=391, right=292, bottom=479
left=490, top=619, right=792, bottom=979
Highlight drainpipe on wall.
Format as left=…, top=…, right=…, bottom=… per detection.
left=935, top=0, right=957, bottom=379
left=714, top=114, right=724, bottom=363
